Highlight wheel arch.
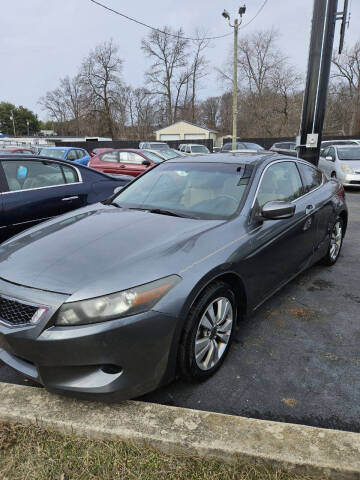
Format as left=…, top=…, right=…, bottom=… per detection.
left=160, top=268, right=248, bottom=385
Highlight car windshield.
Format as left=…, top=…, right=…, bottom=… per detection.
left=150, top=143, right=169, bottom=151
left=158, top=150, right=181, bottom=160
left=191, top=145, right=209, bottom=153
left=113, top=162, right=251, bottom=220
left=39, top=148, right=66, bottom=159
left=337, top=147, right=360, bottom=160
left=142, top=151, right=164, bottom=163
left=243, top=143, right=264, bottom=151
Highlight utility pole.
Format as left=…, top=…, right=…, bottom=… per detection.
left=222, top=6, right=246, bottom=151
left=298, top=0, right=349, bottom=165
left=10, top=110, right=16, bottom=137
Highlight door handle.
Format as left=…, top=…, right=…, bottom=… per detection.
left=62, top=196, right=79, bottom=202
left=305, top=204, right=315, bottom=215
left=119, top=165, right=126, bottom=168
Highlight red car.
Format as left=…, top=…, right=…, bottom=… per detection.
left=88, top=149, right=163, bottom=177
left=0, top=147, right=34, bottom=155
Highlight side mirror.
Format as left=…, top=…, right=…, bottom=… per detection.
left=142, top=160, right=151, bottom=166
left=325, top=155, right=334, bottom=162
left=261, top=201, right=295, bottom=220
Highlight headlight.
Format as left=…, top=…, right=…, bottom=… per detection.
left=341, top=164, right=354, bottom=174
left=56, top=275, right=181, bottom=326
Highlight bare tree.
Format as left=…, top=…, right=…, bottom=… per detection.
left=200, top=96, right=220, bottom=130
left=332, top=41, right=360, bottom=135
left=141, top=27, right=190, bottom=124
left=80, top=39, right=123, bottom=138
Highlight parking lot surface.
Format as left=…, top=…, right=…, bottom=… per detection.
left=1, top=191, right=359, bottom=432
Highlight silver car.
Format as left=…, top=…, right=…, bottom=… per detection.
left=319, top=145, right=360, bottom=187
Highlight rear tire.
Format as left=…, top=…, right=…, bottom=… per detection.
left=178, top=282, right=237, bottom=382
left=320, top=216, right=344, bottom=266
left=331, top=172, right=337, bottom=178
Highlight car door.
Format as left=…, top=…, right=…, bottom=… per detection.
left=0, top=159, right=87, bottom=241
left=118, top=152, right=147, bottom=177
left=92, top=151, right=121, bottom=174
left=65, top=149, right=78, bottom=162
left=247, top=160, right=316, bottom=303
left=323, top=147, right=337, bottom=177
left=75, top=149, right=90, bottom=166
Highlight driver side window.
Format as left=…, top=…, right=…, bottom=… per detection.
left=257, top=162, right=303, bottom=209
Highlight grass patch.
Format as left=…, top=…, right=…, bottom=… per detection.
left=0, top=422, right=316, bottom=480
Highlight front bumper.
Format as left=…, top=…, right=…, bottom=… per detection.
left=0, top=279, right=178, bottom=401
left=341, top=172, right=360, bottom=187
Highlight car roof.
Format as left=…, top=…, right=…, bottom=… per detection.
left=39, top=146, right=83, bottom=151
left=166, top=151, right=276, bottom=166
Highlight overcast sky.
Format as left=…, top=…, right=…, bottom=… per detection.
left=2, top=0, right=359, bottom=120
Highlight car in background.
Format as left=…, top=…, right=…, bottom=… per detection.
left=321, top=139, right=360, bottom=149
left=0, top=147, right=35, bottom=155
left=139, top=142, right=169, bottom=151
left=180, top=144, right=211, bottom=155
left=319, top=145, right=360, bottom=186
left=221, top=142, right=265, bottom=153
left=89, top=148, right=164, bottom=177
left=142, top=148, right=183, bottom=161
left=0, top=155, right=132, bottom=243
left=213, top=147, right=221, bottom=153
left=38, top=146, right=91, bottom=166
left=89, top=147, right=114, bottom=157
left=269, top=142, right=297, bottom=156
left=0, top=153, right=347, bottom=401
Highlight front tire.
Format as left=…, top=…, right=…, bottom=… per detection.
left=178, top=282, right=236, bottom=382
left=320, top=216, right=344, bottom=266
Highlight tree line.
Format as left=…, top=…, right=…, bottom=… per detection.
left=1, top=28, right=359, bottom=139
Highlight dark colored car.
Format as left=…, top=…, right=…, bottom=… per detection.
left=89, top=149, right=164, bottom=177
left=221, top=142, right=264, bottom=152
left=269, top=142, right=297, bottom=156
left=0, top=153, right=347, bottom=401
left=0, top=147, right=35, bottom=155
left=0, top=155, right=132, bottom=243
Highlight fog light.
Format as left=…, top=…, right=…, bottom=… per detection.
left=101, top=364, right=122, bottom=374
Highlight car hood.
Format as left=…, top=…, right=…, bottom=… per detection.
left=0, top=205, right=224, bottom=299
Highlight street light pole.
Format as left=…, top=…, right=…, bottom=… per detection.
left=10, top=110, right=16, bottom=137
left=222, top=6, right=245, bottom=151
left=26, top=120, right=30, bottom=136
left=232, top=18, right=239, bottom=151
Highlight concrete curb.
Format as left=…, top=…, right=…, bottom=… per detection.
left=0, top=383, right=359, bottom=479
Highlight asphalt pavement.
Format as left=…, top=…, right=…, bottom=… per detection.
left=1, top=191, right=360, bottom=432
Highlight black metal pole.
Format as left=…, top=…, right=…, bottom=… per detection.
left=298, top=0, right=338, bottom=165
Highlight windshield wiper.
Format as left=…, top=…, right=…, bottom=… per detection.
left=147, top=208, right=191, bottom=218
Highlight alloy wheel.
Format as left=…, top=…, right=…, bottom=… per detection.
left=194, top=297, right=233, bottom=371
left=329, top=220, right=342, bottom=261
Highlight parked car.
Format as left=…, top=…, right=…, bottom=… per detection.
left=181, top=144, right=211, bottom=155
left=90, top=148, right=114, bottom=157
left=89, top=148, right=163, bottom=177
left=213, top=147, right=221, bottom=153
left=142, top=148, right=183, bottom=160
left=269, top=142, right=297, bottom=156
left=319, top=145, right=360, bottom=186
left=139, top=142, right=169, bottom=151
left=38, top=146, right=91, bottom=166
left=0, top=153, right=347, bottom=401
left=321, top=139, right=360, bottom=149
left=221, top=142, right=265, bottom=152
left=0, top=147, right=34, bottom=154
left=0, top=155, right=132, bottom=243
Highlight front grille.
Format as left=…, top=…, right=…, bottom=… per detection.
left=0, top=297, right=38, bottom=326
left=349, top=180, right=360, bottom=185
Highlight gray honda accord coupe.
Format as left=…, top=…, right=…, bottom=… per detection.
left=0, top=153, right=347, bottom=401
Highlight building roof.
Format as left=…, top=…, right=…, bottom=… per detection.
left=155, top=120, right=217, bottom=133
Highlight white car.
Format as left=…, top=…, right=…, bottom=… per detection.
left=319, top=145, right=360, bottom=187
left=139, top=142, right=169, bottom=151
left=181, top=144, right=210, bottom=155
left=321, top=139, right=360, bottom=149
